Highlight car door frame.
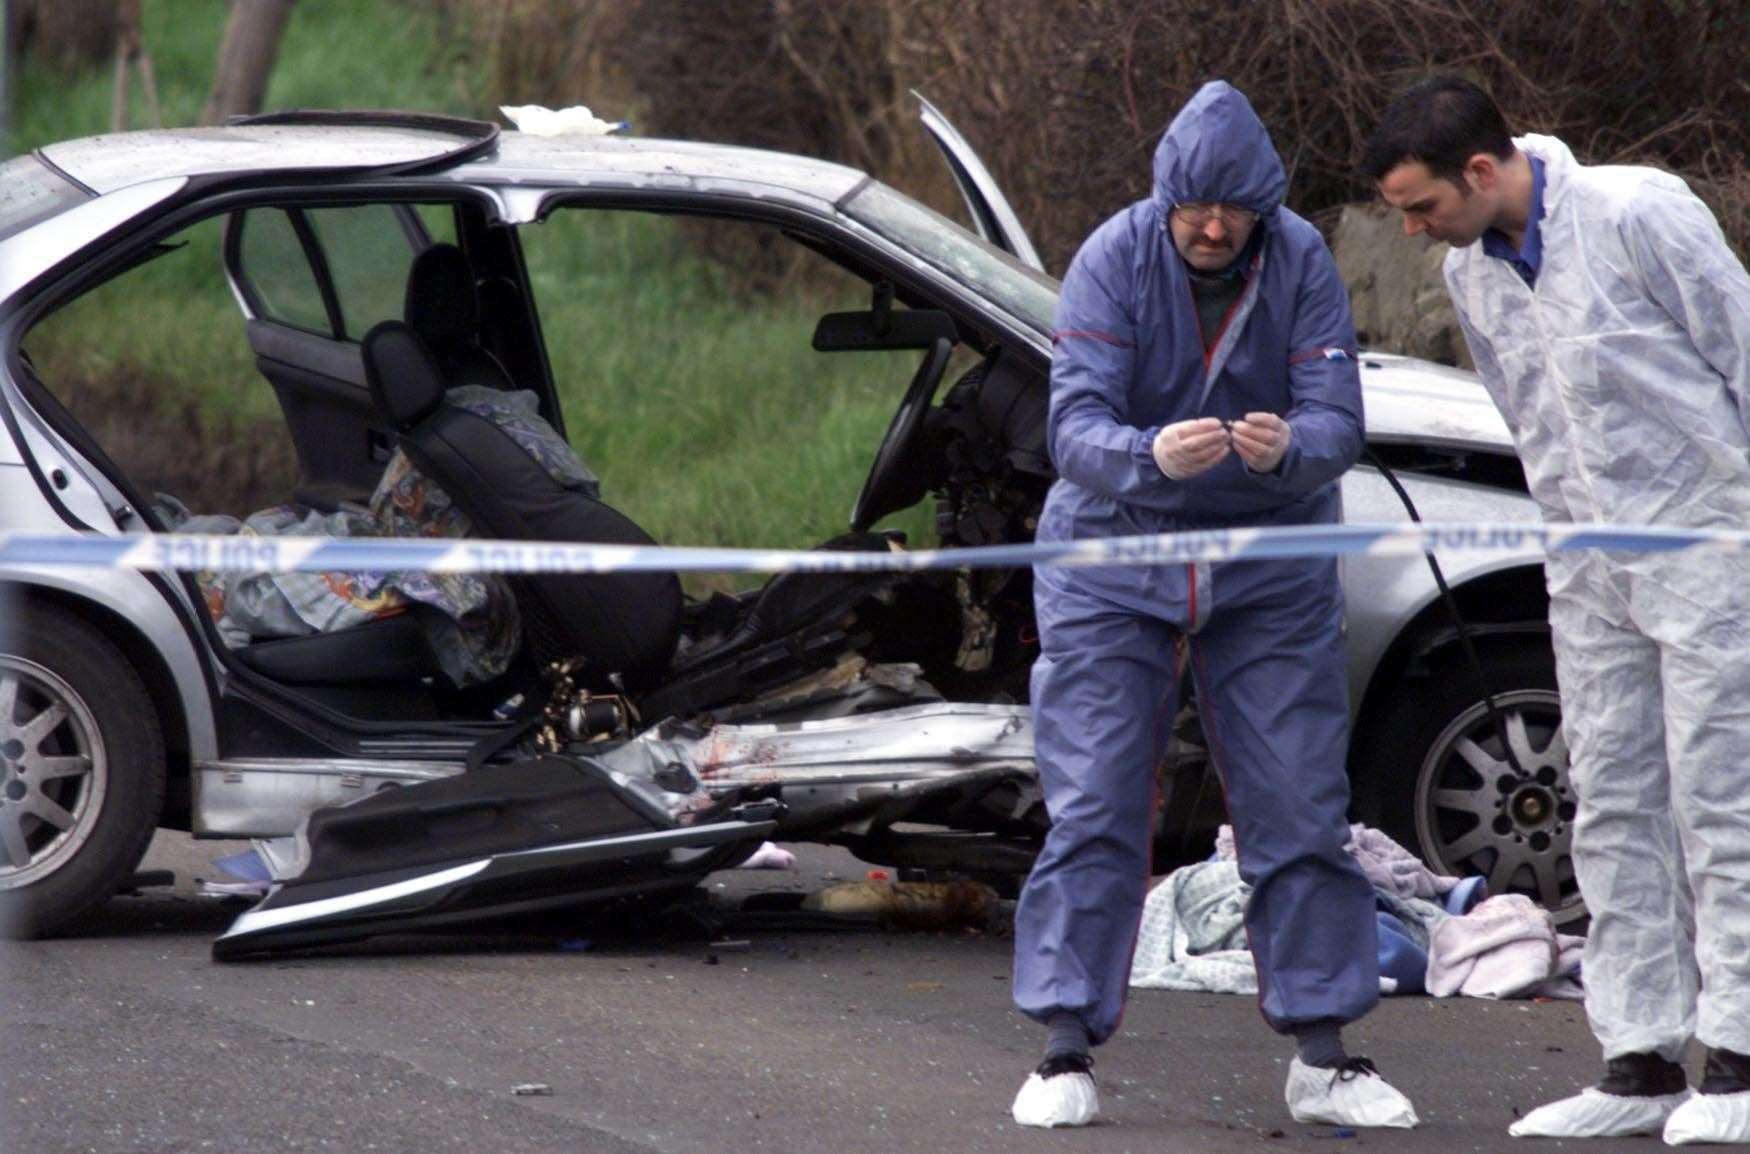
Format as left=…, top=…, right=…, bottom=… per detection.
left=1, top=181, right=545, bottom=752
left=913, top=92, right=1045, bottom=273
left=220, top=198, right=564, bottom=508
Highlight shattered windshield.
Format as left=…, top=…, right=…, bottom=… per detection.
left=841, top=181, right=1057, bottom=334
left=0, top=155, right=93, bottom=243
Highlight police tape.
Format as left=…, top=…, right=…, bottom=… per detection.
left=2, top=522, right=1749, bottom=576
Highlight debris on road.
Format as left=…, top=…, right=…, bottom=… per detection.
left=737, top=842, right=797, bottom=870
left=801, top=879, right=998, bottom=931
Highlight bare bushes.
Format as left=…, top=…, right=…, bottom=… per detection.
left=450, top=0, right=1749, bottom=274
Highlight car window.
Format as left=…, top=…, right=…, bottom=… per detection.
left=235, top=209, right=333, bottom=335
left=21, top=216, right=296, bottom=518
left=305, top=204, right=425, bottom=339
left=416, top=203, right=457, bottom=247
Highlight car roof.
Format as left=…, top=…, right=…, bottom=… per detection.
left=455, top=133, right=867, bottom=203
left=37, top=123, right=470, bottom=194
left=37, top=123, right=869, bottom=205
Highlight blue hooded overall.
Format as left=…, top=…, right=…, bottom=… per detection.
left=1012, top=82, right=1379, bottom=1041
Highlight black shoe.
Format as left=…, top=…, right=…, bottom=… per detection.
left=1035, top=1052, right=1094, bottom=1080
left=1332, top=1056, right=1380, bottom=1082
left=1597, top=1051, right=1688, bottom=1097
left=1699, top=1048, right=1750, bottom=1095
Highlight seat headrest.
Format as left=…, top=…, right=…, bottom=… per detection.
left=404, top=243, right=478, bottom=349
left=362, top=321, right=447, bottom=431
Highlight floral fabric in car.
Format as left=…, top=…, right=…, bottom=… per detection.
left=175, top=387, right=596, bottom=687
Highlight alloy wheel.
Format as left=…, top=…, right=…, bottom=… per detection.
left=1413, top=688, right=1584, bottom=925
left=0, top=657, right=109, bottom=889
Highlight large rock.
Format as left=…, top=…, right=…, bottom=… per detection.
left=1332, top=203, right=1471, bottom=369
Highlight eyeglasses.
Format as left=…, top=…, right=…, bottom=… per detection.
left=1172, top=202, right=1259, bottom=229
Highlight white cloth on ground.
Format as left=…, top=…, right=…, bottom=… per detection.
left=1129, top=857, right=1449, bottom=995
left=1128, top=860, right=1259, bottom=994
left=1425, top=894, right=1584, bottom=1000
left=1214, top=821, right=1458, bottom=901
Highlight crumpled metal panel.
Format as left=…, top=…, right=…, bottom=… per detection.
left=598, top=702, right=1033, bottom=790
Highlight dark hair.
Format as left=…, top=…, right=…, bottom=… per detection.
left=1359, top=76, right=1515, bottom=185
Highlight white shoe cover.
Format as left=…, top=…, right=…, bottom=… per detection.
left=1663, top=1090, right=1750, bottom=1145
left=1285, top=1057, right=1419, bottom=1129
left=1507, top=1088, right=1691, bottom=1138
left=1012, top=1069, right=1099, bottom=1128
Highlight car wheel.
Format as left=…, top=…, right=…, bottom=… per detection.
left=1357, top=639, right=1586, bottom=927
left=0, top=603, right=166, bottom=938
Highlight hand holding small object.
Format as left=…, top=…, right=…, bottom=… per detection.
left=1153, top=417, right=1231, bottom=479
left=1231, top=411, right=1291, bottom=473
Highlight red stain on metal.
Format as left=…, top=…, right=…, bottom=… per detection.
left=695, top=737, right=781, bottom=781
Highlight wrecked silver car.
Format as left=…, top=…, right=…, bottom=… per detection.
left=0, top=104, right=1572, bottom=952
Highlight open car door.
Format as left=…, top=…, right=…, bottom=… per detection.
left=914, top=92, right=1044, bottom=272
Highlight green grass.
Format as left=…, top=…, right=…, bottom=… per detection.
left=524, top=211, right=933, bottom=561
left=8, top=0, right=474, bottom=153
left=15, top=1, right=938, bottom=572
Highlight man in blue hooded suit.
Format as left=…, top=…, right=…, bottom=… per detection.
left=1009, top=81, right=1419, bottom=1131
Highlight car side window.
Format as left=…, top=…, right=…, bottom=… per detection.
left=305, top=204, right=425, bottom=339
left=235, top=209, right=333, bottom=336
left=231, top=204, right=433, bottom=341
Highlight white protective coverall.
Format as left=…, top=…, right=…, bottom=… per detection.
left=1445, top=134, right=1750, bottom=1063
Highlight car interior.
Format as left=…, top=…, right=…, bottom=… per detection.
left=13, top=191, right=1051, bottom=747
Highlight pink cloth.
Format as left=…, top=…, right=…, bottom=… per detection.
left=1425, top=894, right=1584, bottom=1000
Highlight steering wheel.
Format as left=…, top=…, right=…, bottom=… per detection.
left=850, top=338, right=954, bottom=532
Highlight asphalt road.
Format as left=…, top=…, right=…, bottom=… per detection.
left=0, top=834, right=1687, bottom=1154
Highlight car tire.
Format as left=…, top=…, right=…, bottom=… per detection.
left=0, top=603, right=166, bottom=938
left=1354, top=638, right=1586, bottom=927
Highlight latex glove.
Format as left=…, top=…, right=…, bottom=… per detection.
left=1231, top=411, right=1291, bottom=473
left=1152, top=417, right=1230, bottom=479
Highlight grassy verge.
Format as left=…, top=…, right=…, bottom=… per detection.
left=16, top=1, right=938, bottom=575
left=524, top=211, right=932, bottom=563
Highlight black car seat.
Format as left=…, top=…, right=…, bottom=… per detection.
left=362, top=320, right=684, bottom=689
